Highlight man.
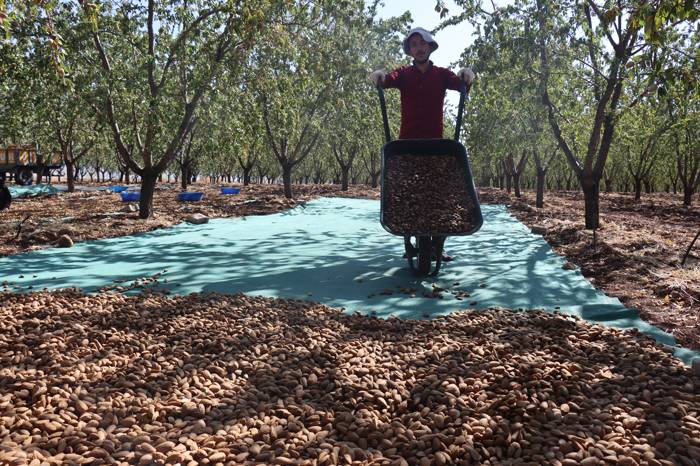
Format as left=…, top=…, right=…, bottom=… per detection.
left=370, top=27, right=474, bottom=139
left=370, top=27, right=475, bottom=262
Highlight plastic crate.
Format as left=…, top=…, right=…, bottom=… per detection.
left=110, top=186, right=129, bottom=193
left=221, top=187, right=241, bottom=194
left=120, top=192, right=140, bottom=202
left=178, top=192, right=204, bottom=202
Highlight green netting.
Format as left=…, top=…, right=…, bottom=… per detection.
left=1, top=197, right=696, bottom=364
left=8, top=184, right=62, bottom=198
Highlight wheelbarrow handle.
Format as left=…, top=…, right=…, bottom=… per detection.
left=376, top=85, right=392, bottom=143
left=454, top=80, right=472, bottom=142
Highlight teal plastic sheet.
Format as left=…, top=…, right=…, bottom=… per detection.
left=8, top=184, right=62, bottom=198
left=1, top=197, right=696, bottom=364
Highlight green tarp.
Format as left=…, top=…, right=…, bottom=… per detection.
left=8, top=184, right=62, bottom=198
left=1, top=197, right=695, bottom=364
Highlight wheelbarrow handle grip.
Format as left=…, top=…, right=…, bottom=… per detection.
left=454, top=80, right=472, bottom=142
left=376, top=85, right=392, bottom=143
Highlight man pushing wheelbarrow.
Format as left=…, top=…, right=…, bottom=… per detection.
left=370, top=27, right=482, bottom=277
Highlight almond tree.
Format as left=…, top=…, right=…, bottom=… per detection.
left=658, top=29, right=700, bottom=207
left=667, top=91, right=700, bottom=207
left=617, top=98, right=672, bottom=200
left=534, top=0, right=698, bottom=228
left=254, top=0, right=367, bottom=198
left=81, top=0, right=288, bottom=218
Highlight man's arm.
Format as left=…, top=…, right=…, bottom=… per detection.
left=383, top=68, right=403, bottom=89
left=369, top=67, right=403, bottom=89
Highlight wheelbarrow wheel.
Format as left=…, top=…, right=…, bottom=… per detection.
left=417, top=236, right=432, bottom=276
left=14, top=167, right=33, bottom=186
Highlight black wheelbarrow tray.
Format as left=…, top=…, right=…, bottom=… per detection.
left=379, top=139, right=483, bottom=276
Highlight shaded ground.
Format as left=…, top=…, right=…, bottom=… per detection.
left=0, top=183, right=698, bottom=352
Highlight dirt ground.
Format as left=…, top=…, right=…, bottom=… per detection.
left=484, top=188, right=700, bottom=353
left=1, top=183, right=698, bottom=352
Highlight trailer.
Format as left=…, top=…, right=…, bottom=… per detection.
left=0, top=145, right=64, bottom=186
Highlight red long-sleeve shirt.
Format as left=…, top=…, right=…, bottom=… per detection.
left=383, top=61, right=462, bottom=139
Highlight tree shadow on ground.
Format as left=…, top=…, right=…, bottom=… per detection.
left=2, top=291, right=697, bottom=464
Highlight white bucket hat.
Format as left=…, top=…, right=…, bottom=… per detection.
left=402, top=27, right=439, bottom=55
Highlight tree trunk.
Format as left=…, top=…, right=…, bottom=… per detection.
left=683, top=189, right=693, bottom=208
left=66, top=160, right=76, bottom=193
left=180, top=164, right=190, bottom=190
left=536, top=168, right=546, bottom=208
left=479, top=172, right=490, bottom=187
left=341, top=166, right=349, bottom=191
left=634, top=178, right=642, bottom=201
left=139, top=172, right=158, bottom=219
left=582, top=176, right=600, bottom=229
left=282, top=164, right=293, bottom=199
left=513, top=173, right=522, bottom=198
left=243, top=167, right=252, bottom=186
left=604, top=175, right=614, bottom=193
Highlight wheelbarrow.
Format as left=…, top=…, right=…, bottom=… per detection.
left=376, top=80, right=482, bottom=276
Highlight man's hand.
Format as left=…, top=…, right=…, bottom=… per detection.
left=457, top=67, right=475, bottom=85
left=370, top=70, right=386, bottom=86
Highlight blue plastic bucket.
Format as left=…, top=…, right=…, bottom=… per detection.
left=221, top=187, right=241, bottom=194
left=178, top=192, right=204, bottom=202
left=120, top=192, right=140, bottom=202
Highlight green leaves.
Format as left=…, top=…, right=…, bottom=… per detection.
left=601, top=6, right=619, bottom=26
left=435, top=0, right=449, bottom=18
left=632, top=0, right=699, bottom=44
left=81, top=1, right=99, bottom=32
left=0, top=0, right=9, bottom=40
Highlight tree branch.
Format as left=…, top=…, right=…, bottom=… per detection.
left=585, top=0, right=618, bottom=49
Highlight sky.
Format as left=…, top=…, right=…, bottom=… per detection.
left=376, top=0, right=478, bottom=69
left=374, top=0, right=480, bottom=108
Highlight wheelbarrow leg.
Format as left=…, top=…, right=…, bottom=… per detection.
left=406, top=236, right=448, bottom=277
left=429, top=236, right=446, bottom=276
left=406, top=235, right=432, bottom=276
left=404, top=236, right=416, bottom=257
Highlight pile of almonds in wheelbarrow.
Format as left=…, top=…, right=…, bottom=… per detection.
left=1, top=289, right=698, bottom=465
left=383, top=154, right=476, bottom=234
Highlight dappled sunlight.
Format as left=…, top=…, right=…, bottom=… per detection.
left=0, top=290, right=697, bottom=464
left=0, top=198, right=693, bottom=362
